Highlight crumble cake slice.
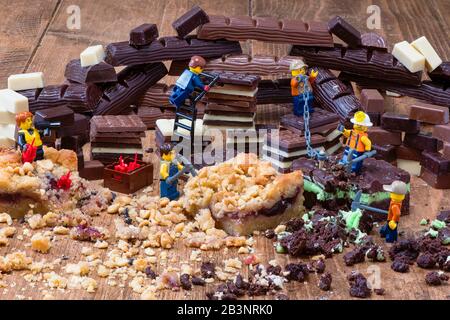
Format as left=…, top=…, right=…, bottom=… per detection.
left=183, top=153, right=305, bottom=235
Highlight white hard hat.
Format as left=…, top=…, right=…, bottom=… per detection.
left=383, top=180, right=408, bottom=195
left=289, top=60, right=308, bottom=71
left=350, top=111, right=373, bottom=127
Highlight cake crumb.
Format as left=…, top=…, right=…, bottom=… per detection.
left=30, top=233, right=52, bottom=253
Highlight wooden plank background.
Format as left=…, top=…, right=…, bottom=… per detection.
left=0, top=0, right=449, bottom=300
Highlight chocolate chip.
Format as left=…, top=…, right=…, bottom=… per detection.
left=180, top=274, right=192, bottom=290
left=318, top=273, right=332, bottom=291
left=347, top=271, right=371, bottom=298
left=201, top=262, right=215, bottom=279
left=144, top=266, right=157, bottom=279
left=191, top=276, right=206, bottom=286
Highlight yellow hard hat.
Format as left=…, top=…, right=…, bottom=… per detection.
left=351, top=111, right=373, bottom=127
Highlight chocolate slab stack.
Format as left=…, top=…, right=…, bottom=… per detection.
left=262, top=108, right=343, bottom=173
left=90, top=115, right=146, bottom=165
left=203, top=72, right=260, bottom=133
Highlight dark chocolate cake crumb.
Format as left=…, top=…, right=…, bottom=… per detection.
left=391, top=258, right=410, bottom=273
left=180, top=274, right=192, bottom=290
left=343, top=247, right=366, bottom=266
left=416, top=253, right=437, bottom=269
left=144, top=266, right=157, bottom=279
left=201, top=261, right=216, bottom=279
left=388, top=239, right=420, bottom=264
left=318, top=273, right=332, bottom=291
left=264, top=229, right=276, bottom=239
left=374, top=288, right=386, bottom=295
left=347, top=271, right=371, bottom=298
left=285, top=263, right=309, bottom=282
left=314, top=259, right=326, bottom=274
left=275, top=293, right=290, bottom=300
left=191, top=276, right=206, bottom=286
left=425, top=271, right=449, bottom=286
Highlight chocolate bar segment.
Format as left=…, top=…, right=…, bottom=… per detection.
left=290, top=45, right=423, bottom=86
left=91, top=115, right=146, bottom=133
left=403, top=132, right=443, bottom=152
left=65, top=59, right=117, bottom=84
left=312, top=68, right=360, bottom=122
left=433, top=124, right=450, bottom=143
left=211, top=72, right=260, bottom=89
left=267, top=130, right=327, bottom=152
left=339, top=72, right=450, bottom=107
left=373, top=144, right=396, bottom=162
left=94, top=63, right=167, bottom=115
left=408, top=102, right=449, bottom=124
left=381, top=113, right=420, bottom=134
left=421, top=150, right=450, bottom=174
left=57, top=113, right=90, bottom=138
left=360, top=89, right=384, bottom=113
left=105, top=36, right=242, bottom=67
left=197, top=15, right=333, bottom=47
left=281, top=108, right=339, bottom=132
left=172, top=5, right=209, bottom=38
left=328, top=16, right=361, bottom=47
left=368, top=127, right=402, bottom=146
left=79, top=160, right=105, bottom=181
left=60, top=134, right=89, bottom=151
left=130, top=23, right=158, bottom=47
left=35, top=106, right=74, bottom=125
left=396, top=145, right=422, bottom=161
left=420, top=167, right=450, bottom=189
left=443, top=142, right=450, bottom=159
left=360, top=32, right=387, bottom=52
left=428, top=62, right=450, bottom=85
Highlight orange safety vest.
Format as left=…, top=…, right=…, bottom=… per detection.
left=387, top=200, right=402, bottom=223
left=346, top=131, right=368, bottom=152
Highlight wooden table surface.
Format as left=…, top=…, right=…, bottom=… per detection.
left=0, top=0, right=449, bottom=300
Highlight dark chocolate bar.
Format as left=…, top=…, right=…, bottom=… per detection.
left=65, top=59, right=117, bottom=84
left=428, top=62, right=449, bottom=86
left=360, top=32, right=387, bottom=52
left=60, top=134, right=89, bottom=152
left=328, top=16, right=361, bottom=47
left=206, top=98, right=253, bottom=108
left=421, top=150, right=450, bottom=174
left=311, top=68, right=360, bottom=122
left=290, top=45, right=422, bottom=86
left=373, top=144, right=396, bottom=163
left=396, top=145, right=422, bottom=161
left=35, top=106, right=74, bottom=125
left=57, top=113, right=90, bottom=138
left=210, top=72, right=261, bottom=89
left=79, top=160, right=105, bottom=180
left=281, top=108, right=339, bottom=132
left=368, top=127, right=402, bottom=146
left=105, top=36, right=242, bottom=67
left=267, top=130, right=327, bottom=153
left=91, top=142, right=142, bottom=149
left=206, top=92, right=255, bottom=102
left=256, top=79, right=291, bottom=104
left=91, top=115, right=146, bottom=133
left=366, top=112, right=381, bottom=126
left=172, top=5, right=209, bottom=38
left=94, top=63, right=167, bottom=115
left=408, top=102, right=449, bottom=125
left=420, top=167, right=450, bottom=189
left=381, top=113, right=420, bottom=134
left=338, top=72, right=450, bottom=107
left=136, top=83, right=173, bottom=108
left=205, top=103, right=256, bottom=113
left=137, top=107, right=177, bottom=129
left=360, top=89, right=384, bottom=113
left=443, top=142, right=450, bottom=159
left=130, top=23, right=158, bottom=47
left=197, top=15, right=333, bottom=47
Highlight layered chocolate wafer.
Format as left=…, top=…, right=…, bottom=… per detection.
left=197, top=15, right=333, bottom=47
left=136, top=83, right=173, bottom=108
left=105, top=36, right=242, bottom=67
left=91, top=115, right=146, bottom=133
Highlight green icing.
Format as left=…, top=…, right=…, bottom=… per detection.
left=431, top=219, right=446, bottom=230
left=425, top=229, right=439, bottom=238
left=340, top=209, right=363, bottom=231
left=420, top=219, right=428, bottom=226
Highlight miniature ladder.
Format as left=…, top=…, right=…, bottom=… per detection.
left=172, top=73, right=220, bottom=145
left=299, top=75, right=319, bottom=159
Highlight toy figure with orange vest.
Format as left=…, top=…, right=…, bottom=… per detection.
left=379, top=180, right=407, bottom=243
left=338, top=111, right=373, bottom=174
left=289, top=60, right=318, bottom=117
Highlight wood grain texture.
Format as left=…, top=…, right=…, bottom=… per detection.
left=0, top=0, right=449, bottom=300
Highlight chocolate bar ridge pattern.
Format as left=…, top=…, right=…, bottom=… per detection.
left=94, top=62, right=168, bottom=115
left=105, top=36, right=242, bottom=66
left=290, top=44, right=423, bottom=86
left=197, top=15, right=333, bottom=47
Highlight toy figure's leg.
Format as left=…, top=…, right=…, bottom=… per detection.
left=169, top=87, right=188, bottom=108
left=379, top=223, right=388, bottom=238
left=160, top=180, right=170, bottom=199
left=35, top=146, right=44, bottom=161
left=293, top=95, right=303, bottom=117
left=306, top=93, right=314, bottom=113
left=385, top=226, right=398, bottom=243
left=351, top=151, right=363, bottom=173
left=339, top=146, right=351, bottom=165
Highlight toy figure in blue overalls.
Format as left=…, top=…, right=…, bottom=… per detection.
left=159, top=143, right=183, bottom=201
left=169, top=56, right=210, bottom=108
left=290, top=60, right=318, bottom=117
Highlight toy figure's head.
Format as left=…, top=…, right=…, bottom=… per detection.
left=160, top=143, right=175, bottom=162
left=350, top=111, right=373, bottom=132
left=189, top=55, right=206, bottom=74
left=383, top=180, right=407, bottom=202
left=16, top=111, right=34, bottom=130
left=290, top=60, right=308, bottom=77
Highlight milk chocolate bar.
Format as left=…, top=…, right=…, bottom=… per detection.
left=338, top=73, right=450, bottom=107
left=328, top=16, right=361, bottom=47
left=92, top=136, right=143, bottom=144
left=206, top=92, right=255, bottom=102
left=408, top=102, right=449, bottom=125
left=433, top=124, right=450, bottom=143
left=428, top=62, right=450, bottom=85
left=94, top=63, right=167, bottom=115
left=197, top=15, right=333, bottom=47
left=420, top=167, right=450, bottom=189
left=443, top=142, right=450, bottom=159
left=65, top=59, right=117, bottom=84
left=35, top=106, right=74, bottom=125
left=267, top=130, right=327, bottom=153
left=290, top=45, right=423, bottom=86
left=368, top=127, right=402, bottom=146
left=130, top=23, right=158, bottom=47
left=105, top=36, right=242, bottom=67
left=421, top=150, right=450, bottom=175
left=403, top=132, right=442, bottom=152
left=256, top=79, right=291, bottom=104
left=366, top=112, right=381, bottom=126
left=396, top=145, right=422, bottom=161
left=311, top=68, right=360, bottom=122
left=91, top=142, right=143, bottom=149
left=206, top=103, right=256, bottom=113
left=169, top=54, right=298, bottom=76
left=172, top=5, right=209, bottom=38
left=381, top=113, right=420, bottom=134
left=360, top=32, right=387, bottom=52
left=360, top=89, right=384, bottom=113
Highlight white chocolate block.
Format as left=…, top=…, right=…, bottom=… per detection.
left=203, top=113, right=255, bottom=122
left=0, top=111, right=16, bottom=124
left=92, top=147, right=143, bottom=154
left=0, top=124, right=16, bottom=140
left=392, top=41, right=425, bottom=73
left=0, top=89, right=29, bottom=114
left=411, top=36, right=443, bottom=72
left=156, top=119, right=204, bottom=137
left=80, top=45, right=106, bottom=67
left=397, top=159, right=421, bottom=176
left=8, top=72, right=44, bottom=91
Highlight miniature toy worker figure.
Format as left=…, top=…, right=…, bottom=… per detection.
left=159, top=143, right=183, bottom=201
left=379, top=181, right=407, bottom=243
left=16, top=111, right=44, bottom=162
left=339, top=111, right=373, bottom=174
left=290, top=60, right=318, bottom=117
left=169, top=55, right=210, bottom=108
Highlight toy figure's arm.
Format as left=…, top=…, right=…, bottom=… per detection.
left=160, top=163, right=169, bottom=180
left=193, top=75, right=206, bottom=90
left=291, top=78, right=299, bottom=88
left=17, top=131, right=27, bottom=150
left=309, top=69, right=318, bottom=83
left=177, top=162, right=184, bottom=171
left=360, top=136, right=372, bottom=151
left=342, top=129, right=351, bottom=138
left=388, top=205, right=401, bottom=230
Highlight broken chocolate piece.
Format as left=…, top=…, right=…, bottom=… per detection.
left=360, top=89, right=384, bottom=113
left=347, top=271, right=371, bottom=298
left=428, top=61, right=450, bottom=85
left=425, top=271, right=449, bottom=286
left=420, top=167, right=450, bottom=189
left=403, top=133, right=443, bottom=152
left=368, top=127, right=402, bottom=146
left=373, top=144, right=396, bottom=163
left=421, top=150, right=450, bottom=175
left=360, top=32, right=387, bottom=51
left=328, top=16, right=361, bottom=47
left=35, top=106, right=74, bottom=125
left=408, top=102, right=449, bottom=125
left=130, top=23, right=158, bottom=47
left=172, top=5, right=209, bottom=38
left=79, top=160, right=104, bottom=181
left=381, top=113, right=420, bottom=134
left=433, top=124, right=450, bottom=143
left=256, top=79, right=291, bottom=104
left=65, top=59, right=117, bottom=84
left=396, top=145, right=422, bottom=162
left=57, top=113, right=90, bottom=138
left=318, top=272, right=332, bottom=291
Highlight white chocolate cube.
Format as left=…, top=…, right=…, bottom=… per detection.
left=0, top=124, right=16, bottom=141
left=411, top=36, right=443, bottom=72
left=0, top=111, right=16, bottom=125
left=80, top=45, right=106, bottom=67
left=0, top=89, right=29, bottom=114
left=392, top=41, right=425, bottom=73
left=8, top=72, right=45, bottom=91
